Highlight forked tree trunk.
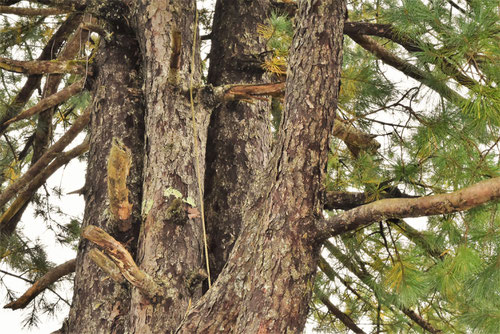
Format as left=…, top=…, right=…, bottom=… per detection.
left=178, top=0, right=346, bottom=332
left=65, top=0, right=345, bottom=333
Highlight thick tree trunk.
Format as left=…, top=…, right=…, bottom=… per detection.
left=204, top=0, right=273, bottom=283
left=128, top=1, right=210, bottom=332
left=66, top=28, right=144, bottom=333
left=178, top=0, right=346, bottom=332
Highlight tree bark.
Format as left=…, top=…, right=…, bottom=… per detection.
left=204, top=0, right=273, bottom=284
left=66, top=26, right=145, bottom=334
left=127, top=1, right=210, bottom=332
left=178, top=1, right=346, bottom=332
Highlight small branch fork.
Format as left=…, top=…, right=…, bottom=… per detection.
left=81, top=225, right=164, bottom=300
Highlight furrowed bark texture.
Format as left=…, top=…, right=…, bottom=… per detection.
left=204, top=0, right=272, bottom=283
left=129, top=1, right=209, bottom=332
left=179, top=0, right=346, bottom=332
left=66, top=28, right=144, bottom=334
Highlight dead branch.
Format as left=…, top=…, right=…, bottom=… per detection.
left=222, top=82, right=285, bottom=100
left=88, top=249, right=125, bottom=283
left=214, top=82, right=380, bottom=154
left=1, top=79, right=85, bottom=127
left=0, top=5, right=70, bottom=16
left=82, top=225, right=163, bottom=300
left=0, top=138, right=89, bottom=234
left=0, top=57, right=87, bottom=75
left=0, top=108, right=90, bottom=210
left=316, top=177, right=500, bottom=240
left=3, top=259, right=76, bottom=310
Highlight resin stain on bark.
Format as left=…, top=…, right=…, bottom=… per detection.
left=107, top=137, right=133, bottom=222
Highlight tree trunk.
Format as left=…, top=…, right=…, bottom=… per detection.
left=178, top=0, right=346, bottom=332
left=128, top=1, right=210, bottom=332
left=204, top=0, right=273, bottom=283
left=66, top=27, right=144, bottom=334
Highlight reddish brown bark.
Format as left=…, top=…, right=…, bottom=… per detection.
left=179, top=1, right=346, bottom=332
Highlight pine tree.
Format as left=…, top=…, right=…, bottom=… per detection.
left=0, top=0, right=498, bottom=332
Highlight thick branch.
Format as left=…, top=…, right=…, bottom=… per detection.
left=315, top=289, right=367, bottom=334
left=347, top=34, right=466, bottom=106
left=88, top=249, right=125, bottom=283
left=316, top=177, right=500, bottom=240
left=3, top=259, right=76, bottom=310
left=0, top=57, right=87, bottom=75
left=2, top=79, right=84, bottom=127
left=0, top=5, right=69, bottom=16
left=0, top=108, right=90, bottom=209
left=82, top=225, right=163, bottom=300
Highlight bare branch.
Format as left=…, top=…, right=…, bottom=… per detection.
left=0, top=57, right=87, bottom=75
left=82, top=225, right=163, bottom=300
left=3, top=259, right=76, bottom=310
left=88, top=249, right=125, bottom=283
left=2, top=78, right=85, bottom=127
left=0, top=108, right=90, bottom=210
left=0, top=138, right=89, bottom=234
left=221, top=82, right=285, bottom=100
left=316, top=177, right=500, bottom=240
left=0, top=5, right=69, bottom=16
left=315, top=288, right=367, bottom=334
left=211, top=82, right=380, bottom=154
